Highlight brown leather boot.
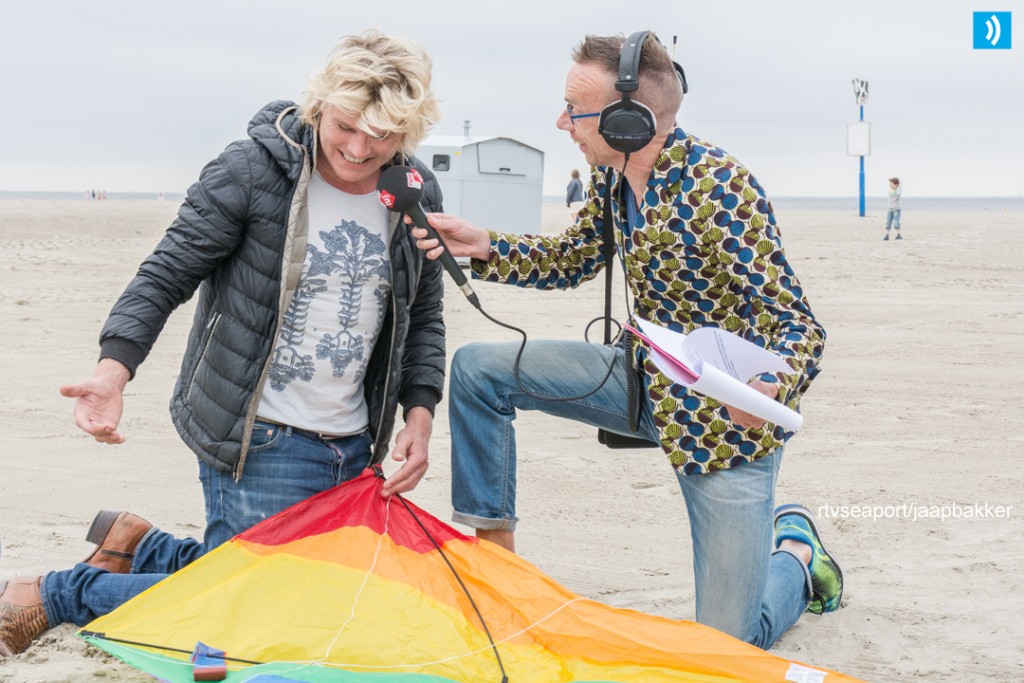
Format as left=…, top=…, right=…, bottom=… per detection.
left=83, top=510, right=153, bottom=573
left=0, top=576, right=49, bottom=657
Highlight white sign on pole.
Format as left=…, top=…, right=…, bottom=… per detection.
left=847, top=122, right=871, bottom=156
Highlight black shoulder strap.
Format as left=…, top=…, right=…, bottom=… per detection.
left=601, top=169, right=616, bottom=345
left=596, top=170, right=656, bottom=444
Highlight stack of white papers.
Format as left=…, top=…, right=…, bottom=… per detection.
left=627, top=319, right=803, bottom=432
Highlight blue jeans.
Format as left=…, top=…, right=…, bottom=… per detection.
left=42, top=422, right=372, bottom=626
left=885, top=208, right=901, bottom=230
left=448, top=340, right=811, bottom=649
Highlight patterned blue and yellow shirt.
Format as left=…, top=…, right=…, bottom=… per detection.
left=471, top=128, right=825, bottom=474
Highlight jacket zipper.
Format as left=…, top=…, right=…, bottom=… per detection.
left=372, top=211, right=401, bottom=461
left=186, top=312, right=222, bottom=396
left=235, top=115, right=311, bottom=481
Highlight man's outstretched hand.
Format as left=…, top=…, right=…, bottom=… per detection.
left=60, top=358, right=131, bottom=444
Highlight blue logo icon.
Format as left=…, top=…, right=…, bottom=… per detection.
left=973, top=12, right=1012, bottom=49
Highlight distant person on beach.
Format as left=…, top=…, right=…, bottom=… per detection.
left=412, top=31, right=839, bottom=650
left=884, top=177, right=902, bottom=240
left=0, top=30, right=446, bottom=657
left=566, top=168, right=585, bottom=217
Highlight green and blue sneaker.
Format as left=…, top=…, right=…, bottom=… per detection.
left=774, top=504, right=844, bottom=615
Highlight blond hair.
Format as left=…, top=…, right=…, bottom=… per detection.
left=300, top=30, right=440, bottom=154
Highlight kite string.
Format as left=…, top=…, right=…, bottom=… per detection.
left=322, top=494, right=393, bottom=659
left=269, top=494, right=394, bottom=679
left=85, top=486, right=594, bottom=680
left=310, top=595, right=588, bottom=671
left=272, top=491, right=587, bottom=677
left=311, top=497, right=391, bottom=667
left=393, top=494, right=508, bottom=683
left=90, top=593, right=588, bottom=678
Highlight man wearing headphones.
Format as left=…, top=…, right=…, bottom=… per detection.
left=412, top=32, right=838, bottom=649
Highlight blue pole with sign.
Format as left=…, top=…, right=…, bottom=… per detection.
left=850, top=79, right=870, bottom=217
left=859, top=104, right=865, bottom=217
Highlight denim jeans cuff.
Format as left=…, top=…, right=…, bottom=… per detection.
left=39, top=570, right=60, bottom=626
left=451, top=510, right=518, bottom=532
left=772, top=547, right=813, bottom=602
left=128, top=526, right=163, bottom=574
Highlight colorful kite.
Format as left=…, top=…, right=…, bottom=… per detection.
left=80, top=469, right=863, bottom=683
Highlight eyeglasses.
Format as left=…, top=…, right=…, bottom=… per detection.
left=566, top=103, right=600, bottom=122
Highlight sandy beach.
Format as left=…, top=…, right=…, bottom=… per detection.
left=0, top=197, right=1022, bottom=682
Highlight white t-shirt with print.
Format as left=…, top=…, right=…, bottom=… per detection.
left=256, top=171, right=392, bottom=435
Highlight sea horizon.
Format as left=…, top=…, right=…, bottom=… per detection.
left=1, top=190, right=1022, bottom=213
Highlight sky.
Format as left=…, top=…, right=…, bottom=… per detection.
left=1, top=0, right=1021, bottom=197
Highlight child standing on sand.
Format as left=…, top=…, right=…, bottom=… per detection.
left=884, top=177, right=902, bottom=240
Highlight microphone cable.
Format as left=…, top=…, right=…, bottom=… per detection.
left=472, top=300, right=622, bottom=404
left=450, top=157, right=636, bottom=405
left=380, top=162, right=629, bottom=406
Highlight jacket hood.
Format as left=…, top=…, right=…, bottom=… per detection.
left=247, top=100, right=312, bottom=179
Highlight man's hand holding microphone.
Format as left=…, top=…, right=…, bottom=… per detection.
left=377, top=165, right=490, bottom=307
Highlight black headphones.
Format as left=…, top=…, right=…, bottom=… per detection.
left=598, top=31, right=689, bottom=154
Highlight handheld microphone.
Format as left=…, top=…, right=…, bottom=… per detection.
left=377, top=165, right=480, bottom=309
left=379, top=169, right=621, bottom=409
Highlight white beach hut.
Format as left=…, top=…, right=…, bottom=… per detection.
left=415, top=130, right=544, bottom=234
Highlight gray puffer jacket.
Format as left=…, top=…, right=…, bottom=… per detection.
left=99, top=100, right=446, bottom=479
